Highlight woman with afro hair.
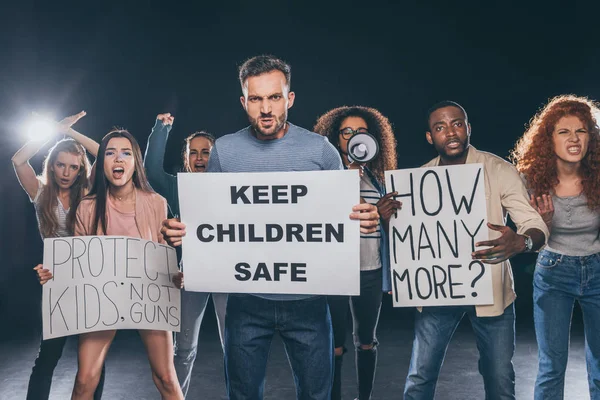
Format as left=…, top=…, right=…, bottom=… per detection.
left=314, top=106, right=401, bottom=400
left=513, top=95, right=600, bottom=400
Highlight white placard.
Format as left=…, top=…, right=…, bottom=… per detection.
left=385, top=164, right=493, bottom=307
left=42, top=236, right=181, bottom=339
left=178, top=170, right=360, bottom=295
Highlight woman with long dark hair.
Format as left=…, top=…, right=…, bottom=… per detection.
left=314, top=106, right=400, bottom=400
left=40, top=129, right=183, bottom=399
left=513, top=95, right=600, bottom=399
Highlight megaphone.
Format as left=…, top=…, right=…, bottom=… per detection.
left=347, top=132, right=379, bottom=163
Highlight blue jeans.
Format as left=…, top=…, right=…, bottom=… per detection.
left=174, top=289, right=228, bottom=397
left=534, top=250, right=600, bottom=400
left=224, top=294, right=333, bottom=400
left=404, top=304, right=515, bottom=400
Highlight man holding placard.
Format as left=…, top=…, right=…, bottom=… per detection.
left=402, top=101, right=548, bottom=400
left=161, top=55, right=380, bottom=400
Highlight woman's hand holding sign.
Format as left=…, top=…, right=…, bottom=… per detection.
left=172, top=271, right=184, bottom=289
left=376, top=192, right=402, bottom=224
left=34, top=264, right=53, bottom=285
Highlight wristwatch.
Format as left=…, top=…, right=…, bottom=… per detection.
left=523, top=234, right=533, bottom=252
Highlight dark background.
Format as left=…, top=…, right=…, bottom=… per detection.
left=0, top=1, right=598, bottom=332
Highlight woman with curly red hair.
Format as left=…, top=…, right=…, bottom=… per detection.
left=513, top=95, right=600, bottom=400
left=314, top=106, right=400, bottom=400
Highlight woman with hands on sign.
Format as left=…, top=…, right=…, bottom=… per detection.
left=312, top=106, right=400, bottom=400
left=63, top=129, right=183, bottom=399
left=12, top=111, right=104, bottom=400
left=513, top=95, right=600, bottom=400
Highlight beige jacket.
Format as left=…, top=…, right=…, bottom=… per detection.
left=75, top=189, right=167, bottom=244
left=423, top=146, right=549, bottom=317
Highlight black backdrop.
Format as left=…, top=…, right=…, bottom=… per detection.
left=1, top=0, right=597, bottom=329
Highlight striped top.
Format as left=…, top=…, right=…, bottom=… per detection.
left=31, top=180, right=71, bottom=239
left=207, top=122, right=343, bottom=301
left=360, top=175, right=382, bottom=271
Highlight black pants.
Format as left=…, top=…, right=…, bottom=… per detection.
left=26, top=336, right=105, bottom=400
left=327, top=269, right=383, bottom=400
left=328, top=269, right=383, bottom=349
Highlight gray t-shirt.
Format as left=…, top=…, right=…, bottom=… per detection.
left=360, top=175, right=382, bottom=271
left=206, top=122, right=343, bottom=301
left=32, top=180, right=71, bottom=239
left=545, top=194, right=600, bottom=256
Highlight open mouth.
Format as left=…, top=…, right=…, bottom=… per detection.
left=112, top=167, right=124, bottom=179
left=260, top=118, right=274, bottom=126
left=60, top=178, right=71, bottom=185
left=446, top=139, right=462, bottom=149
left=194, top=163, right=205, bottom=171
left=567, top=145, right=581, bottom=155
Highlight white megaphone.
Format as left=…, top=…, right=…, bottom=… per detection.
left=347, top=132, right=379, bottom=163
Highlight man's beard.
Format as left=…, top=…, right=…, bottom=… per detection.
left=249, top=111, right=287, bottom=137
left=436, top=138, right=469, bottom=160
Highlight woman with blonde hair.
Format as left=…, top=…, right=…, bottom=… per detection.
left=12, top=111, right=102, bottom=399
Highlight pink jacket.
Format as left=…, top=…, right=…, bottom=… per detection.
left=75, top=189, right=167, bottom=244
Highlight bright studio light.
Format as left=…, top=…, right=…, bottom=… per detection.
left=25, top=114, right=57, bottom=141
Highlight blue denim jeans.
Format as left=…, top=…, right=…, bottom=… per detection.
left=404, top=304, right=515, bottom=400
left=534, top=250, right=600, bottom=400
left=224, top=294, right=333, bottom=400
left=174, top=289, right=228, bottom=397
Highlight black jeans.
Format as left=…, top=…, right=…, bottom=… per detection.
left=26, top=336, right=105, bottom=400
left=327, top=269, right=383, bottom=400
left=328, top=269, right=383, bottom=349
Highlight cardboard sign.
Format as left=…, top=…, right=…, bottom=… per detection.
left=385, top=164, right=493, bottom=307
left=42, top=236, right=180, bottom=339
left=178, top=170, right=360, bottom=295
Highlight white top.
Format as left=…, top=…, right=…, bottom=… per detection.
left=31, top=180, right=71, bottom=239
left=360, top=175, right=382, bottom=271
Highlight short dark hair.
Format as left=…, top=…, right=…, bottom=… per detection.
left=238, top=55, right=291, bottom=90
left=426, top=101, right=468, bottom=129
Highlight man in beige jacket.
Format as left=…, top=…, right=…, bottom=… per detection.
left=403, top=101, right=549, bottom=400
